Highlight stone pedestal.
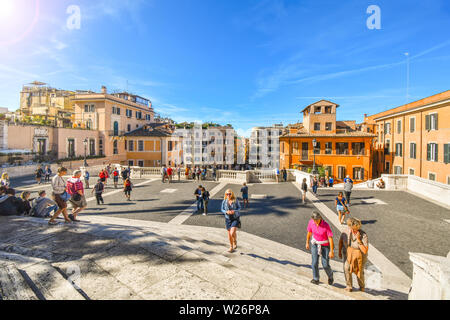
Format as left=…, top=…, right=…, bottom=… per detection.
left=409, top=252, right=450, bottom=300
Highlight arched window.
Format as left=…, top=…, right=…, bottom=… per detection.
left=113, top=121, right=119, bottom=136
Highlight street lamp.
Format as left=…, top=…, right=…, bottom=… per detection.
left=83, top=138, right=88, bottom=168
left=312, top=138, right=318, bottom=174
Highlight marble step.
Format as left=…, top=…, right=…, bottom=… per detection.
left=0, top=264, right=38, bottom=300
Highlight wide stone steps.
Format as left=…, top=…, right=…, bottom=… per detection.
left=0, top=216, right=406, bottom=300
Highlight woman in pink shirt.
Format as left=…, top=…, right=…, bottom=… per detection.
left=305, top=211, right=334, bottom=285
left=67, top=170, right=87, bottom=222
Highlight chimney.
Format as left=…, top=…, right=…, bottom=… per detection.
left=101, top=86, right=107, bottom=94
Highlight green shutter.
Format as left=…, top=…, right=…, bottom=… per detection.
left=434, top=114, right=438, bottom=130
left=444, top=144, right=450, bottom=164
left=435, top=144, right=438, bottom=162
left=425, top=115, right=430, bottom=130
left=427, top=144, right=431, bottom=161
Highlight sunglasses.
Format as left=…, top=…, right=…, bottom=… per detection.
left=226, top=193, right=232, bottom=195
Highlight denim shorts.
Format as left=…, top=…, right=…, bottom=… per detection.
left=337, top=205, right=345, bottom=212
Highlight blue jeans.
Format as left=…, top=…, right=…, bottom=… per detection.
left=311, top=243, right=333, bottom=281
left=196, top=198, right=204, bottom=211
left=312, top=185, right=318, bottom=194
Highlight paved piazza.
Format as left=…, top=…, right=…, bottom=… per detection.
left=10, top=175, right=450, bottom=279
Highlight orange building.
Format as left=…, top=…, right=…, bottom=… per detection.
left=280, top=100, right=376, bottom=182
left=124, top=123, right=183, bottom=167
left=365, top=90, right=450, bottom=184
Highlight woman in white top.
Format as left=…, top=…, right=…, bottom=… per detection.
left=48, top=167, right=71, bottom=225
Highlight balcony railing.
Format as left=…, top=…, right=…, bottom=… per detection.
left=106, top=130, right=126, bottom=137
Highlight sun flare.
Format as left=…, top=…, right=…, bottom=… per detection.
left=0, top=0, right=15, bottom=20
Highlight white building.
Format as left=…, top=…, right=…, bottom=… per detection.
left=249, top=124, right=284, bottom=169
left=174, top=124, right=237, bottom=166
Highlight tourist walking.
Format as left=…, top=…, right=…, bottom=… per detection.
left=84, top=169, right=90, bottom=189
left=343, top=176, right=353, bottom=205
left=212, top=166, right=217, bottom=181
left=121, top=166, right=130, bottom=183
left=35, top=165, right=44, bottom=185
left=66, top=170, right=87, bottom=222
left=161, top=165, right=167, bottom=183
left=44, top=166, right=52, bottom=183
left=196, top=167, right=201, bottom=181
left=92, top=179, right=105, bottom=205
left=0, top=173, right=10, bottom=189
left=335, top=192, right=350, bottom=224
left=201, top=167, right=207, bottom=180
left=301, top=178, right=308, bottom=204
left=48, top=167, right=72, bottom=225
left=305, top=211, right=334, bottom=285
left=339, top=218, right=369, bottom=292
left=274, top=168, right=280, bottom=183
left=221, top=189, right=241, bottom=253
left=201, top=187, right=210, bottom=215
left=30, top=190, right=57, bottom=218
left=329, top=176, right=334, bottom=188
left=240, top=183, right=249, bottom=208
left=99, top=169, right=106, bottom=183
left=124, top=178, right=133, bottom=201
left=185, top=167, right=190, bottom=180
left=282, top=168, right=287, bottom=182
left=177, top=166, right=181, bottom=181
left=311, top=176, right=318, bottom=195
left=167, top=166, right=173, bottom=184
left=112, top=168, right=119, bottom=188
left=194, top=185, right=203, bottom=213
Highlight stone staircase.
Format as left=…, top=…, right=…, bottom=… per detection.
left=0, top=216, right=408, bottom=300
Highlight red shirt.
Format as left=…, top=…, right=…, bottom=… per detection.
left=167, top=168, right=173, bottom=175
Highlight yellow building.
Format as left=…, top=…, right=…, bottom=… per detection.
left=20, top=81, right=76, bottom=127
left=366, top=90, right=450, bottom=184
left=124, top=123, right=182, bottom=167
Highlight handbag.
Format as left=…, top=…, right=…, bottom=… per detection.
left=60, top=191, right=71, bottom=202
left=72, top=193, right=81, bottom=202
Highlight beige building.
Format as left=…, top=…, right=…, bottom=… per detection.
left=366, top=90, right=450, bottom=184
left=19, top=81, right=76, bottom=127
left=72, top=86, right=155, bottom=163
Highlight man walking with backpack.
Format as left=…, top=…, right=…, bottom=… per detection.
left=201, top=187, right=210, bottom=215
left=92, top=179, right=105, bottom=205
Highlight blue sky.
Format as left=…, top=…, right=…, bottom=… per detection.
left=0, top=0, right=449, bottom=137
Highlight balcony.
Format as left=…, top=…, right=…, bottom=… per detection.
left=106, top=130, right=126, bottom=137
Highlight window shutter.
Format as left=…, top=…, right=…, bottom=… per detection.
left=425, top=115, right=430, bottom=130
left=434, top=144, right=438, bottom=162
left=444, top=144, right=450, bottom=164
left=434, top=114, right=438, bottom=130
left=427, top=144, right=431, bottom=161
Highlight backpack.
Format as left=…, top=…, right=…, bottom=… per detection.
left=94, top=183, right=104, bottom=193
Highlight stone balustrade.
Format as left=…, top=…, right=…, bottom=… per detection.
left=409, top=251, right=450, bottom=300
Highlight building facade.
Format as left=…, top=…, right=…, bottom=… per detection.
left=280, top=100, right=376, bottom=182
left=366, top=90, right=450, bottom=184
left=249, top=124, right=284, bottom=169
left=174, top=124, right=236, bottom=167
left=124, top=123, right=183, bottom=167
left=72, top=86, right=155, bottom=163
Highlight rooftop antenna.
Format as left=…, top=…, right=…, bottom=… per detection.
left=405, top=52, right=410, bottom=103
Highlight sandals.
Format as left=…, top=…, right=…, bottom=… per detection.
left=48, top=221, right=58, bottom=226
left=233, top=241, right=237, bottom=250
left=227, top=247, right=234, bottom=253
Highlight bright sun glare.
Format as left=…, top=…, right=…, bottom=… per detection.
left=0, top=0, right=15, bottom=20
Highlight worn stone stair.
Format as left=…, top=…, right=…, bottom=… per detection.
left=0, top=216, right=407, bottom=300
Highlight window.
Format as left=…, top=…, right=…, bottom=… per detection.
left=138, top=160, right=144, bottom=167
left=112, top=106, right=121, bottom=115
left=89, top=139, right=95, bottom=156
left=128, top=140, right=134, bottom=152
left=136, top=111, right=142, bottom=119
left=444, top=144, right=450, bottom=164
left=410, top=117, right=415, bottom=133
left=429, top=173, right=436, bottom=181
left=425, top=113, right=438, bottom=131
left=410, top=143, right=416, bottom=159
left=127, top=124, right=131, bottom=132
left=353, top=167, right=364, bottom=180
left=128, top=160, right=134, bottom=167
left=338, top=166, right=346, bottom=179
left=409, top=168, right=415, bottom=175
left=301, top=142, right=309, bottom=160
left=395, top=143, right=403, bottom=157
left=292, top=142, right=299, bottom=154
left=168, top=141, right=174, bottom=152
left=138, top=140, right=144, bottom=152
left=86, top=119, right=93, bottom=130
left=325, top=106, right=332, bottom=114
left=397, top=120, right=402, bottom=134
left=384, top=122, right=391, bottom=134
left=146, top=114, right=151, bottom=121
left=67, top=139, right=75, bottom=158
left=325, top=122, right=332, bottom=131
left=385, top=161, right=390, bottom=173
left=352, top=142, right=365, bottom=155
left=314, top=107, right=321, bottom=114
left=84, top=104, right=95, bottom=113
left=427, top=143, right=438, bottom=162
left=394, top=166, right=403, bottom=174
left=99, top=139, right=103, bottom=156
left=314, top=123, right=321, bottom=131
left=126, top=109, right=132, bottom=118
left=385, top=140, right=390, bottom=154
left=314, top=142, right=320, bottom=154
left=113, top=121, right=119, bottom=136
left=113, top=140, right=118, bottom=155
left=325, top=142, right=332, bottom=155
left=336, top=143, right=349, bottom=155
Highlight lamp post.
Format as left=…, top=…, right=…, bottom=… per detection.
left=83, top=138, right=88, bottom=168
left=312, top=138, right=318, bottom=175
